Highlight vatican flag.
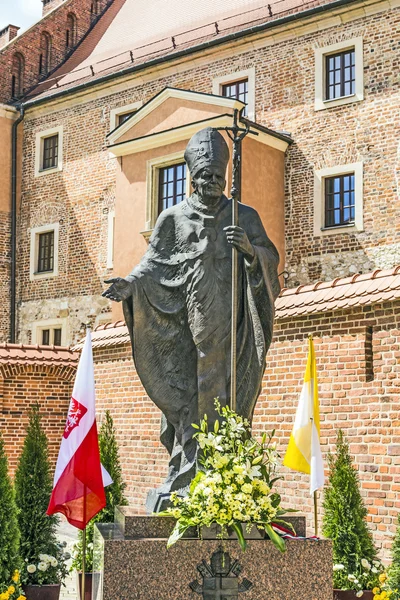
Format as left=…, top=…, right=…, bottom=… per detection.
left=283, top=336, right=324, bottom=494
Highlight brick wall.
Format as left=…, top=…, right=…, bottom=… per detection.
left=15, top=3, right=400, bottom=345
left=0, top=363, right=75, bottom=476
left=92, top=299, right=400, bottom=560
left=0, top=0, right=115, bottom=104
left=0, top=212, right=11, bottom=342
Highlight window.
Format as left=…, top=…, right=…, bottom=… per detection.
left=35, top=126, right=63, bottom=177
left=315, top=38, right=363, bottom=111
left=222, top=79, right=249, bottom=116
left=42, top=135, right=59, bottom=170
left=30, top=223, right=60, bottom=279
left=143, top=152, right=190, bottom=238
left=313, top=163, right=363, bottom=236
left=66, top=13, right=77, bottom=49
left=212, top=68, right=255, bottom=120
left=11, top=52, right=24, bottom=98
left=110, top=101, right=142, bottom=131
left=158, top=163, right=186, bottom=213
left=324, top=173, right=355, bottom=228
left=325, top=50, right=355, bottom=100
left=41, top=328, right=62, bottom=346
left=37, top=231, right=54, bottom=273
left=39, top=32, right=52, bottom=76
left=33, top=321, right=66, bottom=346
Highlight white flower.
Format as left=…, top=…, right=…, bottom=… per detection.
left=371, top=567, right=378, bottom=574
left=356, top=592, right=364, bottom=597
left=361, top=559, right=371, bottom=570
left=39, top=554, right=47, bottom=561
left=333, top=564, right=345, bottom=571
left=348, top=575, right=357, bottom=582
left=373, top=561, right=381, bottom=568
left=50, top=558, right=58, bottom=567
left=354, top=580, right=359, bottom=585
left=27, top=564, right=37, bottom=573
left=38, top=562, right=48, bottom=572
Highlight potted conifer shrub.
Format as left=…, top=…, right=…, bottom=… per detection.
left=72, top=411, right=128, bottom=600
left=14, top=405, right=68, bottom=600
left=0, top=432, right=25, bottom=600
left=323, top=430, right=382, bottom=600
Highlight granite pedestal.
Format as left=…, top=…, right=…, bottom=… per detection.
left=93, top=507, right=332, bottom=600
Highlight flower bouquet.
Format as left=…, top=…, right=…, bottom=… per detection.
left=333, top=558, right=391, bottom=598
left=160, top=400, right=294, bottom=552
left=0, top=570, right=25, bottom=600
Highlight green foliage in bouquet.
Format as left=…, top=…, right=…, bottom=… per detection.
left=323, top=430, right=378, bottom=590
left=14, top=405, right=68, bottom=585
left=160, top=400, right=293, bottom=552
left=71, top=411, right=128, bottom=572
left=0, top=433, right=20, bottom=585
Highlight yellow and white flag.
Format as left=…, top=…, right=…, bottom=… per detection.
left=283, top=336, right=324, bottom=494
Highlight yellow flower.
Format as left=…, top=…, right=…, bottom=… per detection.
left=374, top=595, right=381, bottom=600
left=373, top=588, right=381, bottom=595
left=12, top=570, right=19, bottom=583
left=7, top=587, right=15, bottom=595
left=17, top=597, right=25, bottom=600
left=379, top=574, right=387, bottom=584
left=381, top=592, right=387, bottom=599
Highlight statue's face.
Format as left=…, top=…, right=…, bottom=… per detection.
left=192, top=166, right=226, bottom=203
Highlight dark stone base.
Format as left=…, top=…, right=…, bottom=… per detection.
left=93, top=511, right=332, bottom=600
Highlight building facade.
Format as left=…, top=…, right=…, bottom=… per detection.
left=0, top=0, right=399, bottom=558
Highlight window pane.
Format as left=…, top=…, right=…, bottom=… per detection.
left=53, top=328, right=62, bottom=346
left=325, top=49, right=356, bottom=100
left=222, top=78, right=249, bottom=117
left=42, top=330, right=50, bottom=345
left=117, top=111, right=135, bottom=126
left=42, top=135, right=59, bottom=170
left=158, top=163, right=187, bottom=213
left=37, top=231, right=54, bottom=273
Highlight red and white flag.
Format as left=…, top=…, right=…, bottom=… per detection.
left=47, top=329, right=112, bottom=529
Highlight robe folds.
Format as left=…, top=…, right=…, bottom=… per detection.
left=122, top=193, right=280, bottom=493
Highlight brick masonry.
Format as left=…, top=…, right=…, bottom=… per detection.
left=0, top=211, right=11, bottom=342
left=92, top=299, right=400, bottom=560
left=0, top=363, right=75, bottom=476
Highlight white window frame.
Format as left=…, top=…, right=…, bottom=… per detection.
left=30, top=223, right=60, bottom=280
left=212, top=68, right=255, bottom=121
left=107, top=210, right=115, bottom=269
left=110, top=100, right=143, bottom=132
left=142, top=151, right=191, bottom=239
left=313, top=162, right=363, bottom=237
left=315, top=37, right=363, bottom=111
left=34, top=125, right=63, bottom=177
left=32, top=318, right=67, bottom=347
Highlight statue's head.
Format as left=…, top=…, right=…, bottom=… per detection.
left=184, top=127, right=229, bottom=204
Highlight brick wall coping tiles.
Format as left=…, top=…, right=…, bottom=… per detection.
left=26, top=0, right=354, bottom=104
left=77, top=265, right=400, bottom=349
left=0, top=343, right=79, bottom=367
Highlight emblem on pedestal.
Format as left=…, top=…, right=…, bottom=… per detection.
left=190, top=548, right=253, bottom=599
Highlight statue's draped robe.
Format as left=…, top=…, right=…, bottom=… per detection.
left=123, top=194, right=280, bottom=492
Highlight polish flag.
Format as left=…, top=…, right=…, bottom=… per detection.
left=47, top=330, right=112, bottom=529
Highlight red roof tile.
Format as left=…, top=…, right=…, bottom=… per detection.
left=0, top=344, right=79, bottom=367
left=25, top=0, right=358, bottom=104
left=81, top=266, right=400, bottom=347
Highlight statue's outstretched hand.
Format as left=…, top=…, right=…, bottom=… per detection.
left=102, top=277, right=132, bottom=302
left=224, top=226, right=255, bottom=261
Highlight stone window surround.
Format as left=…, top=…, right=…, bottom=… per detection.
left=30, top=223, right=60, bottom=280
left=31, top=317, right=67, bottom=347
left=314, top=37, right=363, bottom=111
left=109, top=100, right=143, bottom=132
left=212, top=67, right=256, bottom=121
left=107, top=209, right=115, bottom=269
left=313, top=162, right=363, bottom=237
left=34, top=125, right=64, bottom=177
left=142, top=151, right=191, bottom=239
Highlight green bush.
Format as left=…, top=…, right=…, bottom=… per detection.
left=14, top=404, right=66, bottom=584
left=72, top=411, right=128, bottom=572
left=0, top=432, right=20, bottom=584
left=322, top=430, right=378, bottom=590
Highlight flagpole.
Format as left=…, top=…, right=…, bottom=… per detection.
left=314, top=490, right=318, bottom=536
left=81, top=485, right=87, bottom=600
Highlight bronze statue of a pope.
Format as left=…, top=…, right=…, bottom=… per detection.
left=103, top=127, right=280, bottom=511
